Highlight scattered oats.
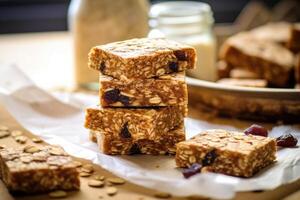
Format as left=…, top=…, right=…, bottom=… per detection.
left=48, top=190, right=67, bottom=198
left=24, top=145, right=40, bottom=153
left=154, top=192, right=171, bottom=199
left=0, top=125, right=9, bottom=131
left=149, top=96, right=162, bottom=104
left=0, top=131, right=10, bottom=138
left=20, top=156, right=32, bottom=163
left=94, top=175, right=105, bottom=181
left=32, top=137, right=43, bottom=143
left=49, top=148, right=64, bottom=156
left=15, top=135, right=27, bottom=144
left=79, top=172, right=92, bottom=177
left=107, top=177, right=125, bottom=185
left=88, top=180, right=104, bottom=188
left=82, top=164, right=94, bottom=173
left=11, top=130, right=23, bottom=137
left=106, top=187, right=118, bottom=196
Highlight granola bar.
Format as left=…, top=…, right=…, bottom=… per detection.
left=99, top=72, right=187, bottom=107
left=85, top=106, right=185, bottom=141
left=88, top=38, right=196, bottom=80
left=0, top=145, right=80, bottom=193
left=220, top=33, right=294, bottom=87
left=175, top=129, right=276, bottom=177
left=89, top=125, right=185, bottom=155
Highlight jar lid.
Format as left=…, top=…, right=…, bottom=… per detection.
left=149, top=1, right=214, bottom=27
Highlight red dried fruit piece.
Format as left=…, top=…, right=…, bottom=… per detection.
left=99, top=62, right=106, bottom=73
left=103, top=89, right=120, bottom=104
left=276, top=133, right=298, bottom=147
left=120, top=122, right=131, bottom=139
left=182, top=163, right=202, bottom=179
left=169, top=62, right=179, bottom=72
left=203, top=149, right=217, bottom=166
left=244, top=124, right=268, bottom=137
left=174, top=50, right=187, bottom=61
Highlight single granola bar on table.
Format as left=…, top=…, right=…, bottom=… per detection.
left=88, top=38, right=196, bottom=80
left=85, top=106, right=185, bottom=141
left=0, top=145, right=80, bottom=193
left=99, top=72, right=187, bottom=107
left=220, top=33, right=294, bottom=87
left=89, top=125, right=185, bottom=155
left=176, top=129, right=276, bottom=177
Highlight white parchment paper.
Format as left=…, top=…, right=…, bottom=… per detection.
left=0, top=65, right=300, bottom=199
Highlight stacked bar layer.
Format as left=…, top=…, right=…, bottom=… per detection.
left=88, top=38, right=196, bottom=80
left=99, top=72, right=187, bottom=107
left=85, top=106, right=185, bottom=141
left=176, top=129, right=276, bottom=177
left=89, top=125, right=185, bottom=155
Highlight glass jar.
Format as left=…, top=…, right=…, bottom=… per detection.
left=68, top=0, right=149, bottom=89
left=148, top=1, right=216, bottom=81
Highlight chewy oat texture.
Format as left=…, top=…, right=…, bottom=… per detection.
left=88, top=38, right=196, bottom=80
left=99, top=72, right=187, bottom=107
left=85, top=106, right=185, bottom=141
left=220, top=33, right=294, bottom=87
left=175, top=129, right=276, bottom=177
left=0, top=145, right=80, bottom=193
left=90, top=125, right=185, bottom=155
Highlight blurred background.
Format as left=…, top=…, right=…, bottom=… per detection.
left=0, top=0, right=299, bottom=34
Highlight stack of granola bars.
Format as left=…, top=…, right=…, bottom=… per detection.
left=85, top=38, right=196, bottom=155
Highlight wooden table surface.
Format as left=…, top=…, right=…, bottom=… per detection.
left=0, top=32, right=299, bottom=200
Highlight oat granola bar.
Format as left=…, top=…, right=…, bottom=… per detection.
left=0, top=145, right=80, bottom=193
left=99, top=72, right=187, bottom=107
left=85, top=106, right=185, bottom=141
left=220, top=33, right=294, bottom=87
left=89, top=125, right=185, bottom=155
left=88, top=38, right=196, bottom=80
left=176, top=129, right=276, bottom=177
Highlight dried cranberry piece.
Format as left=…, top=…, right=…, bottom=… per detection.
left=120, top=122, right=131, bottom=138
left=244, top=124, right=268, bottom=137
left=103, top=89, right=120, bottom=104
left=119, top=95, right=130, bottom=106
left=169, top=62, right=179, bottom=72
left=276, top=133, right=298, bottom=147
left=203, top=149, right=217, bottom=166
left=129, top=143, right=140, bottom=154
left=174, top=50, right=187, bottom=61
left=182, top=163, right=202, bottom=178
left=99, top=61, right=106, bottom=73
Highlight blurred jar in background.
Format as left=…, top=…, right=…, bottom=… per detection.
left=68, top=0, right=149, bottom=89
left=148, top=1, right=216, bottom=81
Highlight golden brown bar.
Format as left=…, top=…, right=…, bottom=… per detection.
left=85, top=106, right=186, bottom=141
left=99, top=72, right=187, bottom=107
left=0, top=145, right=80, bottom=193
left=220, top=33, right=294, bottom=87
left=175, top=129, right=276, bottom=177
left=90, top=125, right=185, bottom=155
left=88, top=38, right=196, bottom=80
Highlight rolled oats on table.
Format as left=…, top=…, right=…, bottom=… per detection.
left=0, top=145, right=80, bottom=193
left=99, top=72, right=187, bottom=107
left=88, top=38, right=196, bottom=80
left=85, top=106, right=186, bottom=141
left=176, top=129, right=277, bottom=177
